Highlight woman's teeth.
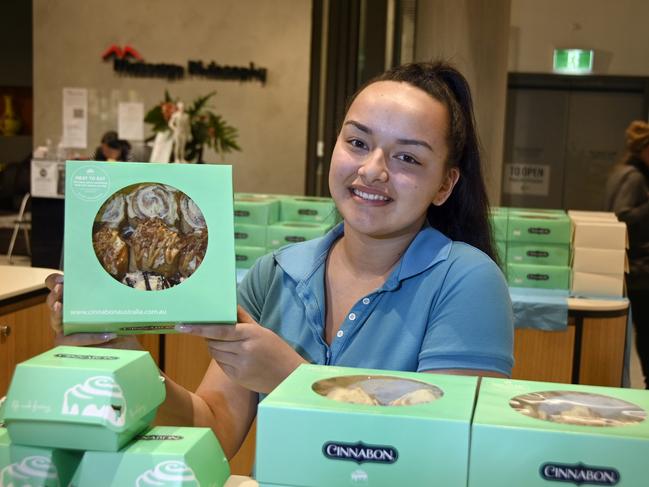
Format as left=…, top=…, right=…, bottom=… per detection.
left=352, top=188, right=389, bottom=201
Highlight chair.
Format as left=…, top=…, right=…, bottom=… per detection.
left=7, top=192, right=31, bottom=264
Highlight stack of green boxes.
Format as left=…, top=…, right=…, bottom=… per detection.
left=234, top=193, right=340, bottom=270
left=504, top=208, right=572, bottom=290
left=1, top=346, right=230, bottom=486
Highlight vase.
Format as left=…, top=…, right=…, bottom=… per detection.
left=1, top=94, right=22, bottom=136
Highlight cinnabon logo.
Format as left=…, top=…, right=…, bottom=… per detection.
left=527, top=273, right=550, bottom=281
left=527, top=250, right=549, bottom=258
left=322, top=441, right=398, bottom=465
left=540, top=462, right=620, bottom=485
left=528, top=227, right=551, bottom=235
left=285, top=236, right=306, bottom=243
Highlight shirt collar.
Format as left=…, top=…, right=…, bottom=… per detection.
left=274, top=220, right=452, bottom=285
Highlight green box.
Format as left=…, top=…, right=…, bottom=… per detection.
left=469, top=378, right=649, bottom=487
left=506, top=212, right=571, bottom=244
left=234, top=223, right=267, bottom=248
left=234, top=193, right=281, bottom=225
left=3, top=346, right=165, bottom=452
left=506, top=263, right=570, bottom=290
left=235, top=245, right=266, bottom=269
left=489, top=212, right=508, bottom=242
left=266, top=222, right=332, bottom=250
left=1, top=427, right=82, bottom=487
left=70, top=426, right=229, bottom=487
left=280, top=196, right=339, bottom=225
left=257, top=364, right=478, bottom=487
left=506, top=242, right=570, bottom=266
left=63, top=161, right=237, bottom=335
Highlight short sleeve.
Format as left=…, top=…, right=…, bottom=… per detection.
left=418, top=258, right=514, bottom=376
left=237, top=253, right=276, bottom=323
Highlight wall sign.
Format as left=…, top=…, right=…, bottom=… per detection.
left=102, top=44, right=267, bottom=84
left=503, top=163, right=551, bottom=196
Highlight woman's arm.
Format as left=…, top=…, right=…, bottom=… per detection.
left=610, top=170, right=649, bottom=231
left=156, top=361, right=258, bottom=460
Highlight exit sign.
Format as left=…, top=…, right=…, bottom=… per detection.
left=553, top=49, right=593, bottom=74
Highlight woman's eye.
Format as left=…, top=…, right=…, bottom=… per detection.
left=396, top=153, right=421, bottom=165
left=348, top=138, right=368, bottom=150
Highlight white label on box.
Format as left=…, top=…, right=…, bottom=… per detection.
left=503, top=163, right=550, bottom=196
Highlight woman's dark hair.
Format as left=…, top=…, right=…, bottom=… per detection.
left=347, top=61, right=496, bottom=261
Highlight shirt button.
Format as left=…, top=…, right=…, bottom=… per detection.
left=336, top=330, right=344, bottom=338
left=348, top=312, right=356, bottom=321
left=362, top=298, right=370, bottom=305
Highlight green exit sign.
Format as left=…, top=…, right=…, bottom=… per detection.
left=553, top=49, right=594, bottom=74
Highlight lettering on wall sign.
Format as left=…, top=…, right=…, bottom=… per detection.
left=101, top=45, right=267, bottom=84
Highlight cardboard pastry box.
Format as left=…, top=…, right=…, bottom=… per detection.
left=1, top=427, right=82, bottom=487
left=469, top=378, right=649, bottom=487
left=3, top=346, right=165, bottom=452
left=63, top=161, right=237, bottom=335
left=257, top=364, right=478, bottom=487
left=70, top=426, right=229, bottom=487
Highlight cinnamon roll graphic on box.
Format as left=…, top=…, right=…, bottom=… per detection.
left=92, top=183, right=208, bottom=290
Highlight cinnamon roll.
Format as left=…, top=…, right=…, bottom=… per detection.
left=97, top=194, right=126, bottom=228
left=128, top=219, right=183, bottom=277
left=126, top=184, right=179, bottom=228
left=93, top=224, right=129, bottom=278
left=178, top=230, right=208, bottom=277
left=179, top=194, right=207, bottom=234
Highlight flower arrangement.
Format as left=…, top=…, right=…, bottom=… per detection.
left=144, top=91, right=240, bottom=162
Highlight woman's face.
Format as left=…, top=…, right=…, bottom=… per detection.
left=329, top=81, right=459, bottom=239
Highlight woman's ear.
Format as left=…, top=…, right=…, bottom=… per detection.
left=432, top=167, right=460, bottom=206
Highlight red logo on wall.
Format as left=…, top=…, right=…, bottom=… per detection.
left=101, top=44, right=143, bottom=61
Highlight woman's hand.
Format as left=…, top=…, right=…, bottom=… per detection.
left=175, top=306, right=307, bottom=394
left=44, top=273, right=141, bottom=350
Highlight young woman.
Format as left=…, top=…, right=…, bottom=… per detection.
left=46, top=61, right=514, bottom=458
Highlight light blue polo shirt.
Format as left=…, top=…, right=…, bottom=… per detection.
left=238, top=223, right=514, bottom=376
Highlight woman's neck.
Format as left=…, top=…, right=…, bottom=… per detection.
left=334, top=222, right=422, bottom=279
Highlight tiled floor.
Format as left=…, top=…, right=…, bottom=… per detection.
left=2, top=253, right=647, bottom=389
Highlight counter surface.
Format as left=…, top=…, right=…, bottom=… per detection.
left=0, top=265, right=57, bottom=302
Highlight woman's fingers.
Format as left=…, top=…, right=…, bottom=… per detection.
left=45, top=273, right=63, bottom=291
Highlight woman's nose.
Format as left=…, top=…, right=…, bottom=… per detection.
left=358, top=149, right=388, bottom=183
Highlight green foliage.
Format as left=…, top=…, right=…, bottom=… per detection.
left=144, top=90, right=241, bottom=162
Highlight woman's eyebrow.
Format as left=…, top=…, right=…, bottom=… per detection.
left=396, top=138, right=434, bottom=153
left=345, top=119, right=434, bottom=153
left=344, top=120, right=372, bottom=134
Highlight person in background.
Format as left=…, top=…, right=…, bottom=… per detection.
left=92, top=130, right=132, bottom=162
left=605, top=120, right=649, bottom=389
left=46, top=61, right=514, bottom=458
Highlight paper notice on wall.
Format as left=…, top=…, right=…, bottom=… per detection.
left=118, top=102, right=144, bottom=141
left=503, top=163, right=551, bottom=196
left=62, top=88, right=88, bottom=148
